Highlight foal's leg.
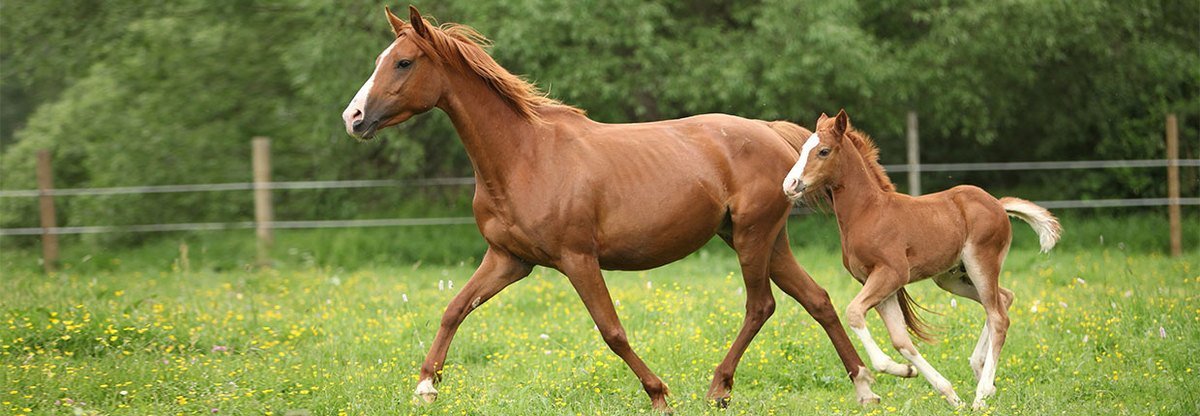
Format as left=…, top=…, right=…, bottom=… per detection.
left=416, top=247, right=533, bottom=402
left=766, top=232, right=880, bottom=404
left=876, top=295, right=963, bottom=407
left=845, top=267, right=963, bottom=406
left=706, top=226, right=778, bottom=407
left=933, top=274, right=1014, bottom=381
left=962, top=244, right=1011, bottom=410
left=557, top=252, right=671, bottom=412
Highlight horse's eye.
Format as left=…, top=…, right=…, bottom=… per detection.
left=818, top=148, right=831, bottom=158
left=396, top=59, right=412, bottom=69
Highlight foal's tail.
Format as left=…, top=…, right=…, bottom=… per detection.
left=897, top=288, right=936, bottom=343
left=1000, top=197, right=1062, bottom=253
left=765, top=120, right=813, bottom=154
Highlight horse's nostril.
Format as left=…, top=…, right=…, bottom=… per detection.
left=352, top=118, right=365, bottom=132
left=351, top=109, right=363, bottom=121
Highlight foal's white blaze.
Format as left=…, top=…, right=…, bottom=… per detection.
left=342, top=41, right=398, bottom=134
left=782, top=133, right=821, bottom=196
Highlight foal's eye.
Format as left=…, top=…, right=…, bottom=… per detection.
left=396, top=59, right=413, bottom=69
left=817, top=148, right=831, bottom=158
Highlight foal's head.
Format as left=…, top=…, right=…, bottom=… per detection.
left=782, top=109, right=851, bottom=201
left=341, top=6, right=450, bottom=139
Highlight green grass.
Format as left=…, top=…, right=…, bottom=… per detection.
left=1, top=214, right=1198, bottom=415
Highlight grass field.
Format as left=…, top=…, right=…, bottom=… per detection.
left=1, top=214, right=1198, bottom=415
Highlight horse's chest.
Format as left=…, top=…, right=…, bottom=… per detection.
left=472, top=194, right=563, bottom=263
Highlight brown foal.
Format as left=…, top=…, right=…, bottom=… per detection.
left=340, top=7, right=879, bottom=411
left=782, top=110, right=1062, bottom=409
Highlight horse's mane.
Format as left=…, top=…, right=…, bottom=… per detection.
left=408, top=20, right=583, bottom=122
left=845, top=128, right=896, bottom=193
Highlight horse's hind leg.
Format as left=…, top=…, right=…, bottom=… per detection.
left=767, top=231, right=880, bottom=404
left=556, top=252, right=671, bottom=412
left=933, top=273, right=1014, bottom=381
left=962, top=243, right=1011, bottom=410
left=417, top=247, right=532, bottom=402
left=876, top=295, right=963, bottom=407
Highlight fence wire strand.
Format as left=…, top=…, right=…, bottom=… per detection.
left=1, top=159, right=1196, bottom=236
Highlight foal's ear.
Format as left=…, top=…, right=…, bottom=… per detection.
left=409, top=5, right=431, bottom=39
left=817, top=112, right=830, bottom=125
left=385, top=7, right=406, bottom=36
left=832, top=109, right=850, bottom=136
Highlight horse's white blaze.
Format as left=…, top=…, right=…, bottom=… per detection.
left=343, top=41, right=398, bottom=132
left=783, top=133, right=821, bottom=195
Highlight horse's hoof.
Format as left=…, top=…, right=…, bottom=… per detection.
left=414, top=379, right=438, bottom=404
left=971, top=399, right=987, bottom=411
left=653, top=402, right=674, bottom=414
left=946, top=395, right=965, bottom=409
left=904, top=365, right=918, bottom=378
left=858, top=394, right=881, bottom=405
left=709, top=396, right=731, bottom=409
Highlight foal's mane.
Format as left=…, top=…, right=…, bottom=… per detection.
left=407, top=20, right=583, bottom=122
left=844, top=128, right=896, bottom=192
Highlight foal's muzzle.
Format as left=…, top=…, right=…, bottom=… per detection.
left=782, top=177, right=807, bottom=200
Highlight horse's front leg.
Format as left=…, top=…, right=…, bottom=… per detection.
left=766, top=231, right=882, bottom=404
left=706, top=217, right=779, bottom=408
left=556, top=252, right=671, bottom=413
left=416, top=247, right=532, bottom=403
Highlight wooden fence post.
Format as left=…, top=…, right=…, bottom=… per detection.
left=906, top=111, right=921, bottom=196
left=1166, top=114, right=1181, bottom=257
left=36, top=150, right=59, bottom=274
left=252, top=137, right=273, bottom=266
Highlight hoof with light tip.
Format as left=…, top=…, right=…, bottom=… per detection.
left=852, top=366, right=880, bottom=406
left=414, top=379, right=438, bottom=404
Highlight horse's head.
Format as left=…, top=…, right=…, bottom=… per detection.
left=342, top=6, right=448, bottom=139
left=782, top=109, right=850, bottom=200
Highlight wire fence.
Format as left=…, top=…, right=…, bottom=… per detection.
left=1, top=158, right=1196, bottom=237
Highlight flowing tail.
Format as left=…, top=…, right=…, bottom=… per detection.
left=1000, top=197, right=1062, bottom=253
left=896, top=287, right=936, bottom=343
left=766, top=120, right=813, bottom=154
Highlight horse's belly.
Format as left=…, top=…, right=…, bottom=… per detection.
left=595, top=198, right=726, bottom=271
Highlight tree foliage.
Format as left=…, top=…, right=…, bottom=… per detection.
left=1, top=0, right=1196, bottom=242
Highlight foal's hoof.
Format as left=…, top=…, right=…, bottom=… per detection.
left=414, top=379, right=438, bottom=404
left=971, top=399, right=987, bottom=411
left=858, top=392, right=881, bottom=405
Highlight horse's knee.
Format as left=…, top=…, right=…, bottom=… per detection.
left=600, top=327, right=629, bottom=348
left=845, top=303, right=868, bottom=329
left=749, top=297, right=776, bottom=321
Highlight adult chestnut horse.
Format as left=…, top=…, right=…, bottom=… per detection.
left=782, top=110, right=1061, bottom=409
left=342, top=7, right=878, bottom=411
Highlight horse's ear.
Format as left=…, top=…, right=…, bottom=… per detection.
left=409, top=5, right=431, bottom=39
left=385, top=7, right=406, bottom=36
left=817, top=112, right=830, bottom=125
left=833, top=109, right=850, bottom=136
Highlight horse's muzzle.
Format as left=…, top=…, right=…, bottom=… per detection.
left=782, top=177, right=806, bottom=200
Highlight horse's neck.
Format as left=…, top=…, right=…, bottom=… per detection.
left=831, top=149, right=887, bottom=232
left=439, top=75, right=541, bottom=184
